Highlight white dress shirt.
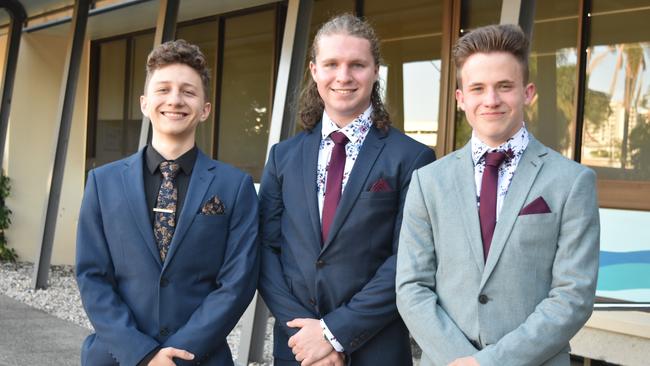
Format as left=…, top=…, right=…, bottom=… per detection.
left=316, top=105, right=373, bottom=353
left=471, top=123, right=529, bottom=220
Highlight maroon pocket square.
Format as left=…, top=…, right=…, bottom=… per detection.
left=519, top=196, right=551, bottom=215
left=369, top=178, right=393, bottom=192
left=200, top=195, right=225, bottom=215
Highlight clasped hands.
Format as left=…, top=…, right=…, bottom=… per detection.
left=287, top=318, right=345, bottom=366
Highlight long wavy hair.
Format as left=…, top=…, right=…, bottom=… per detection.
left=298, top=14, right=390, bottom=132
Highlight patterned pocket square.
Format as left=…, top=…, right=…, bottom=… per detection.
left=519, top=196, right=551, bottom=215
left=200, top=195, right=225, bottom=215
left=369, top=178, right=393, bottom=192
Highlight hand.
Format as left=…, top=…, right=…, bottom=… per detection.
left=148, top=347, right=195, bottom=366
left=448, top=356, right=480, bottom=366
left=311, top=350, right=345, bottom=366
left=287, top=318, right=333, bottom=365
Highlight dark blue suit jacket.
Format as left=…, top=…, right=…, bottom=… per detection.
left=76, top=149, right=259, bottom=366
left=258, top=124, right=436, bottom=365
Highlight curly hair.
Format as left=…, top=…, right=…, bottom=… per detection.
left=298, top=13, right=390, bottom=132
left=144, top=39, right=211, bottom=101
left=453, top=24, right=530, bottom=87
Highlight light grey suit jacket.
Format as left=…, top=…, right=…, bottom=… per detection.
left=396, top=136, right=599, bottom=366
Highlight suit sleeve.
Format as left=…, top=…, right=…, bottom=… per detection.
left=161, top=173, right=260, bottom=362
left=258, top=144, right=318, bottom=337
left=473, top=168, right=599, bottom=366
left=396, top=168, right=480, bottom=364
left=76, top=170, right=160, bottom=366
left=323, top=146, right=436, bottom=353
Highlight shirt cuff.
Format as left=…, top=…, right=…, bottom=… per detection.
left=320, top=319, right=344, bottom=352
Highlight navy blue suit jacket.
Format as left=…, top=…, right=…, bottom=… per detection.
left=76, top=149, right=259, bottom=366
left=258, top=124, right=436, bottom=365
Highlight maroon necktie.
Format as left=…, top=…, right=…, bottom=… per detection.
left=321, top=131, right=349, bottom=244
left=479, top=151, right=507, bottom=262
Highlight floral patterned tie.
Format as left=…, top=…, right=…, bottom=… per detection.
left=154, top=161, right=180, bottom=262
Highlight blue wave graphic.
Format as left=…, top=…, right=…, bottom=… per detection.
left=599, top=250, right=650, bottom=267
left=597, top=263, right=650, bottom=291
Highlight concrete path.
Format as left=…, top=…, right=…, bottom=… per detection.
left=0, top=294, right=89, bottom=366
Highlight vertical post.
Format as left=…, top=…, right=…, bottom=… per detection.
left=267, top=0, right=313, bottom=150
left=573, top=0, right=591, bottom=162
left=438, top=0, right=462, bottom=155
left=240, top=0, right=313, bottom=364
left=500, top=0, right=536, bottom=39
left=0, top=0, right=27, bottom=166
left=33, top=0, right=91, bottom=289
left=138, top=0, right=180, bottom=150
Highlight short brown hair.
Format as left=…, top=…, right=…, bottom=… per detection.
left=145, top=39, right=211, bottom=101
left=298, top=13, right=390, bottom=132
left=453, top=24, right=530, bottom=87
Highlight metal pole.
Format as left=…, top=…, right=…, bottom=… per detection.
left=138, top=0, right=180, bottom=150
left=0, top=0, right=27, bottom=167
left=239, top=0, right=313, bottom=363
left=33, top=0, right=91, bottom=289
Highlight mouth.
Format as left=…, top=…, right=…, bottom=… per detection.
left=161, top=111, right=188, bottom=119
left=330, top=88, right=357, bottom=95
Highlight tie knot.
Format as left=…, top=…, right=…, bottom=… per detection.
left=160, top=161, right=180, bottom=179
left=484, top=151, right=507, bottom=167
left=329, top=131, right=349, bottom=146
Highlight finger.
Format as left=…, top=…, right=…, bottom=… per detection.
left=166, top=347, right=195, bottom=361
left=287, top=318, right=305, bottom=328
left=288, top=335, right=296, bottom=348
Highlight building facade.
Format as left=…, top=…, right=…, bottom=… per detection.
left=0, top=0, right=649, bottom=364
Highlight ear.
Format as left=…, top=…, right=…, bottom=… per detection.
left=523, top=83, right=536, bottom=105
left=309, top=61, right=317, bottom=82
left=455, top=89, right=466, bottom=111
left=200, top=102, right=212, bottom=122
left=140, top=95, right=148, bottom=117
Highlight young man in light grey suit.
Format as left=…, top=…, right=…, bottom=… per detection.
left=396, top=24, right=600, bottom=366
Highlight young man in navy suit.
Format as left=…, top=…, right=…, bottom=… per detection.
left=258, top=14, right=436, bottom=366
left=76, top=40, right=259, bottom=366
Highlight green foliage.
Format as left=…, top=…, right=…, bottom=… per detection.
left=0, top=173, right=15, bottom=262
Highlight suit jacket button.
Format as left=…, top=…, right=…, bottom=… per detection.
left=160, top=278, right=169, bottom=287
left=478, top=294, right=489, bottom=304
left=315, top=260, right=326, bottom=268
left=309, top=298, right=317, bottom=306
left=160, top=327, right=169, bottom=336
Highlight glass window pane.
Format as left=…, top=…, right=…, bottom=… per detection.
left=365, top=0, right=443, bottom=148
left=310, top=0, right=355, bottom=39
left=527, top=1, right=579, bottom=157
left=582, top=1, right=650, bottom=181
left=218, top=10, right=275, bottom=181
left=454, top=0, right=502, bottom=148
left=177, top=20, right=219, bottom=156
left=95, top=40, right=127, bottom=167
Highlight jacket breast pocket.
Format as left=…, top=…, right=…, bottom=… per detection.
left=512, top=212, right=559, bottom=262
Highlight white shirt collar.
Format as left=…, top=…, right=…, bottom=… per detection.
left=471, top=123, right=529, bottom=166
left=321, top=105, right=373, bottom=144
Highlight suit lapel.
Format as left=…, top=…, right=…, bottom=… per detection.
left=452, top=143, right=485, bottom=272
left=301, top=127, right=326, bottom=251
left=121, top=150, right=162, bottom=267
left=322, top=126, right=386, bottom=250
left=480, top=137, right=547, bottom=288
left=163, top=151, right=215, bottom=269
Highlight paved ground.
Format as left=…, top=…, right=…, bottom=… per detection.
left=0, top=293, right=90, bottom=366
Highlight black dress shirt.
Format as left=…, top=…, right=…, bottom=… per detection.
left=143, top=145, right=197, bottom=224
left=138, top=145, right=197, bottom=365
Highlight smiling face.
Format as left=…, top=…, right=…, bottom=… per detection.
left=455, top=52, right=535, bottom=147
left=309, top=33, right=378, bottom=127
left=140, top=63, right=211, bottom=149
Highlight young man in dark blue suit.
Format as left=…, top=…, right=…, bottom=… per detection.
left=258, top=14, right=436, bottom=366
left=76, top=40, right=259, bottom=366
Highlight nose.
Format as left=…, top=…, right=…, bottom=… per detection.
left=166, top=88, right=184, bottom=105
left=335, top=65, right=352, bottom=83
left=483, top=87, right=500, bottom=107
